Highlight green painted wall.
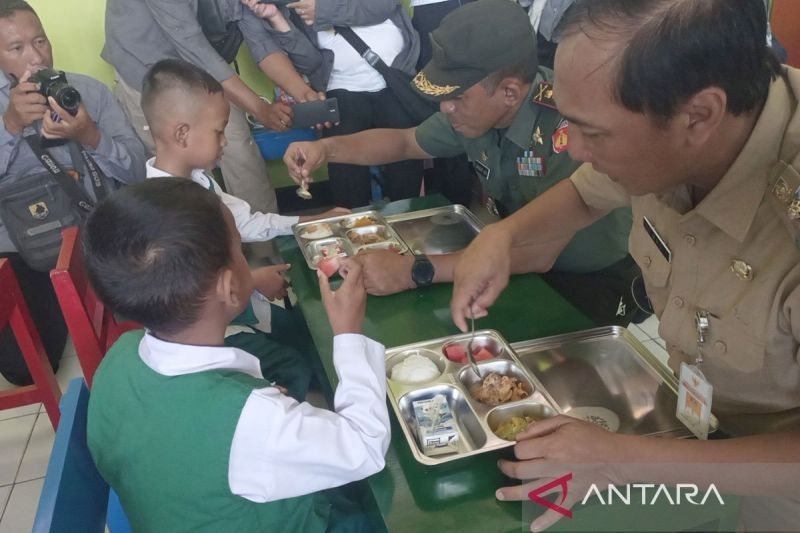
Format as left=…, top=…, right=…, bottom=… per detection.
left=28, top=0, right=305, bottom=187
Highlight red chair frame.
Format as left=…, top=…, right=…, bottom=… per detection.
left=50, top=227, right=139, bottom=388
left=0, top=258, right=61, bottom=428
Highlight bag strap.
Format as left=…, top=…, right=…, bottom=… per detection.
left=67, top=141, right=109, bottom=201
left=23, top=135, right=105, bottom=214
left=334, top=26, right=391, bottom=77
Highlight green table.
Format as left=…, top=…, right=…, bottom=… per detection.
left=279, top=195, right=593, bottom=532
left=279, top=195, right=738, bottom=532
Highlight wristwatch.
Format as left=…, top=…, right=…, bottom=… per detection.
left=411, top=254, right=435, bottom=288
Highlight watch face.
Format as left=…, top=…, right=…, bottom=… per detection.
left=412, top=256, right=434, bottom=287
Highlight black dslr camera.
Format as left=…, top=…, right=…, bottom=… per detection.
left=29, top=68, right=81, bottom=116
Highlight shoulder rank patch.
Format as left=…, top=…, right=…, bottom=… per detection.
left=766, top=161, right=800, bottom=248
left=552, top=119, right=569, bottom=154
left=532, top=81, right=557, bottom=109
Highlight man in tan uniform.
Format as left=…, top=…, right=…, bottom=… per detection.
left=449, top=0, right=800, bottom=529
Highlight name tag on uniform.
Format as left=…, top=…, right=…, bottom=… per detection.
left=677, top=363, right=713, bottom=440
left=474, top=160, right=491, bottom=181
left=642, top=216, right=672, bottom=263
left=517, top=150, right=545, bottom=177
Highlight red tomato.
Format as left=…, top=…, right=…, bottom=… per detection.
left=473, top=347, right=495, bottom=361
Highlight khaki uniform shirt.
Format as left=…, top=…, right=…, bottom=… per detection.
left=415, top=68, right=631, bottom=274
left=571, top=67, right=800, bottom=435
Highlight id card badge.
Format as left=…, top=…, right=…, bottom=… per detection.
left=677, top=362, right=713, bottom=440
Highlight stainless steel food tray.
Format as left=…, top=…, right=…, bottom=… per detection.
left=511, top=326, right=717, bottom=438
left=293, top=211, right=408, bottom=269
left=387, top=326, right=717, bottom=466
left=385, top=329, right=559, bottom=466
left=384, top=204, right=484, bottom=255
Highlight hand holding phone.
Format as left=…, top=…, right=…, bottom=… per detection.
left=291, top=98, right=340, bottom=130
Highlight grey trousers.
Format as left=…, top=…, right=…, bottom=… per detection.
left=112, top=73, right=279, bottom=216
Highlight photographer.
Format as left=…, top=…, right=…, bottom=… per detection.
left=0, top=0, right=146, bottom=385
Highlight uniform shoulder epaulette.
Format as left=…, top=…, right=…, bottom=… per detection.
left=767, top=160, right=800, bottom=248
left=531, top=81, right=557, bottom=109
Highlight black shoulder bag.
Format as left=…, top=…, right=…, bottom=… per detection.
left=197, top=0, right=244, bottom=64
left=334, top=26, right=438, bottom=125
left=0, top=135, right=107, bottom=271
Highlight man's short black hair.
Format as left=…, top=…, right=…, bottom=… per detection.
left=481, top=60, right=539, bottom=95
left=0, top=0, right=35, bottom=19
left=83, top=178, right=232, bottom=335
left=557, top=0, right=781, bottom=120
left=141, top=58, right=224, bottom=128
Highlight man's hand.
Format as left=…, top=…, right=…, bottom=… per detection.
left=496, top=415, right=628, bottom=532
left=251, top=264, right=291, bottom=301
left=450, top=224, right=513, bottom=331
left=298, top=206, right=351, bottom=223
left=355, top=250, right=415, bottom=296
left=284, top=140, right=328, bottom=184
left=319, top=257, right=366, bottom=335
left=3, top=71, right=47, bottom=135
left=298, top=89, right=335, bottom=130
left=41, top=98, right=101, bottom=148
left=258, top=100, right=294, bottom=131
left=287, top=0, right=316, bottom=25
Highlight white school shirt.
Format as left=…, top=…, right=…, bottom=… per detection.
left=139, top=331, right=390, bottom=502
left=146, top=158, right=297, bottom=333
left=145, top=158, right=299, bottom=242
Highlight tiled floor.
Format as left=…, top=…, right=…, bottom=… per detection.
left=0, top=339, right=84, bottom=533
left=0, top=317, right=668, bottom=531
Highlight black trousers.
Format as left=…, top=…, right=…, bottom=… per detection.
left=0, top=253, right=66, bottom=385
left=412, top=0, right=475, bottom=207
left=324, top=88, right=424, bottom=208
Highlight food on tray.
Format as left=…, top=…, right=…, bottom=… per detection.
left=347, top=231, right=386, bottom=246
left=312, top=243, right=346, bottom=270
left=356, top=242, right=403, bottom=254
left=342, top=215, right=379, bottom=228
left=300, top=223, right=333, bottom=239
left=390, top=354, right=440, bottom=384
left=318, top=257, right=341, bottom=278
left=469, top=372, right=529, bottom=406
left=494, top=415, right=536, bottom=441
left=443, top=343, right=495, bottom=363
left=412, top=395, right=459, bottom=456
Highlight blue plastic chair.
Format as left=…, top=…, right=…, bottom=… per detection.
left=33, top=378, right=131, bottom=533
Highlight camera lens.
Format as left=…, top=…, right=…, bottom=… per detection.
left=55, top=86, right=81, bottom=116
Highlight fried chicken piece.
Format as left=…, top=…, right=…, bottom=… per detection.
left=470, top=372, right=529, bottom=406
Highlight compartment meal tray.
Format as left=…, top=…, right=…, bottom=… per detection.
left=387, top=326, right=716, bottom=467
left=384, top=205, right=484, bottom=255
left=292, top=205, right=484, bottom=269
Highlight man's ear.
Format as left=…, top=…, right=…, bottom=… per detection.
left=175, top=123, right=191, bottom=148
left=500, top=78, right=525, bottom=108
left=678, top=87, right=727, bottom=148
left=215, top=266, right=241, bottom=311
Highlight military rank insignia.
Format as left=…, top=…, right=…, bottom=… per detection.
left=517, top=150, right=545, bottom=177
left=532, top=81, right=556, bottom=109
left=552, top=119, right=569, bottom=154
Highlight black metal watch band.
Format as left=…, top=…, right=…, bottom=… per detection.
left=411, top=254, right=435, bottom=288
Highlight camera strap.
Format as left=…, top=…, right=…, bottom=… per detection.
left=23, top=134, right=108, bottom=214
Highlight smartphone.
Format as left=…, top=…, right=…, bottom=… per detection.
left=291, top=98, right=340, bottom=129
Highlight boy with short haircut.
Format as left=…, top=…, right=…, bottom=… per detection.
left=85, top=179, right=389, bottom=531
left=140, top=58, right=347, bottom=400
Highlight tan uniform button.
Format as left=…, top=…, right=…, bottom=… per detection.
left=684, top=234, right=696, bottom=246
left=643, top=256, right=652, bottom=268
left=672, top=296, right=684, bottom=308
left=714, top=341, right=727, bottom=354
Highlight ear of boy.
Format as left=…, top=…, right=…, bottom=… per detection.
left=176, top=123, right=191, bottom=148
left=218, top=267, right=248, bottom=321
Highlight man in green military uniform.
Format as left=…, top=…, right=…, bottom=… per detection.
left=284, top=0, right=638, bottom=326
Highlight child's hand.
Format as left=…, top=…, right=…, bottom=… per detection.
left=318, top=258, right=366, bottom=335
left=241, top=0, right=278, bottom=19
left=298, top=207, right=351, bottom=223
left=251, top=264, right=291, bottom=301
